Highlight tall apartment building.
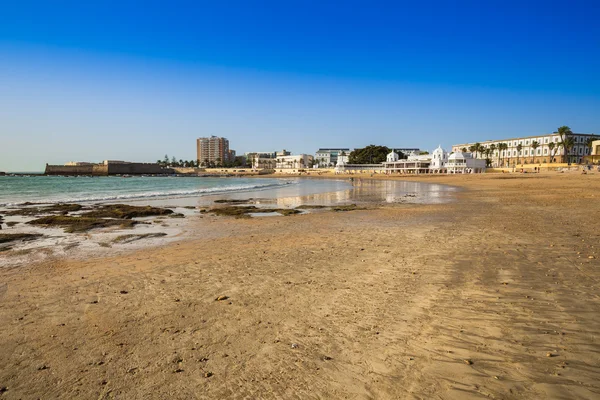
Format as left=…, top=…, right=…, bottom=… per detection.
left=196, top=136, right=230, bottom=165
left=453, top=132, right=598, bottom=167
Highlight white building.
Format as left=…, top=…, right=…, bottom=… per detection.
left=453, top=132, right=598, bottom=167
left=445, top=152, right=486, bottom=174
left=249, top=150, right=291, bottom=169
left=315, top=148, right=352, bottom=167
left=382, top=146, right=485, bottom=174
left=275, top=154, right=314, bottom=173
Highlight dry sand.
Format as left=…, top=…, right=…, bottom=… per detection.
left=0, top=173, right=599, bottom=399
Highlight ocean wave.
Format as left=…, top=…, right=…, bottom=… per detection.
left=0, top=181, right=296, bottom=206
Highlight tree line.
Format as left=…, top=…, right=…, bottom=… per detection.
left=348, top=145, right=406, bottom=164
left=156, top=155, right=251, bottom=168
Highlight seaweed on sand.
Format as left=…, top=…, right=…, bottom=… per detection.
left=0, top=233, right=44, bottom=244
left=211, top=206, right=301, bottom=218
left=5, top=203, right=83, bottom=216
left=332, top=204, right=365, bottom=212
left=80, top=204, right=173, bottom=219
left=112, top=232, right=168, bottom=244
left=27, top=215, right=138, bottom=233
left=295, top=205, right=329, bottom=209
left=213, top=199, right=253, bottom=204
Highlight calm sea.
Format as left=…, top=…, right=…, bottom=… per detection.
left=0, top=175, right=298, bottom=206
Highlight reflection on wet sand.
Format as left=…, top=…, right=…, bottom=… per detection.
left=200, top=178, right=458, bottom=208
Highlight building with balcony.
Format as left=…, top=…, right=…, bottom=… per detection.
left=452, top=132, right=598, bottom=167
left=196, top=136, right=232, bottom=165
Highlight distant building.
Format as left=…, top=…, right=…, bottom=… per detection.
left=197, top=136, right=232, bottom=165
left=453, top=132, right=598, bottom=166
left=583, top=139, right=600, bottom=164
left=335, top=147, right=485, bottom=174
left=65, top=161, right=94, bottom=166
left=275, top=154, right=314, bottom=173
left=102, top=160, right=130, bottom=165
left=247, top=150, right=292, bottom=169
left=314, top=148, right=352, bottom=167
left=392, top=148, right=421, bottom=155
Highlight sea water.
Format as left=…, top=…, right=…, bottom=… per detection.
left=0, top=175, right=458, bottom=208
left=0, top=176, right=298, bottom=206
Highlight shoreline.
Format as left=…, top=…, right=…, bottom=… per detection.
left=0, top=177, right=456, bottom=267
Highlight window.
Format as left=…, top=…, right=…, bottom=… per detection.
left=525, top=140, right=529, bottom=145
left=513, top=151, right=517, bottom=156
left=545, top=138, right=549, bottom=143
left=537, top=149, right=541, bottom=155
left=544, top=149, right=548, bottom=154
left=525, top=150, right=528, bottom=155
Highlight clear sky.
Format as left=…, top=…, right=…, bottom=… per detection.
left=1, top=0, right=599, bottom=171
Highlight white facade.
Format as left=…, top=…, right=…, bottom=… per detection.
left=446, top=152, right=486, bottom=174
left=315, top=148, right=351, bottom=167
left=453, top=133, right=598, bottom=166
left=275, top=154, right=313, bottom=171
left=382, top=147, right=485, bottom=174
left=386, top=150, right=400, bottom=163
left=430, top=146, right=448, bottom=169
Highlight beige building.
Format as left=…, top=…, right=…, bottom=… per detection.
left=583, top=140, right=600, bottom=164
left=197, top=136, right=231, bottom=165
left=453, top=132, right=598, bottom=167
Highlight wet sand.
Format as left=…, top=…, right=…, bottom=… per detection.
left=0, top=172, right=599, bottom=399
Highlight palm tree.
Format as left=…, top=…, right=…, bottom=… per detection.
left=489, top=144, right=497, bottom=166
left=468, top=145, right=476, bottom=155
left=548, top=142, right=556, bottom=163
left=461, top=147, right=467, bottom=153
left=501, top=143, right=508, bottom=166
left=484, top=148, right=492, bottom=166
left=585, top=136, right=597, bottom=158
left=473, top=142, right=482, bottom=158
left=516, top=144, right=523, bottom=165
left=557, top=126, right=573, bottom=163
left=531, top=140, right=540, bottom=163
left=497, top=143, right=505, bottom=167
left=563, top=135, right=576, bottom=164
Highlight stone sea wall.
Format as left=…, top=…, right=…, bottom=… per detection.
left=44, top=163, right=173, bottom=176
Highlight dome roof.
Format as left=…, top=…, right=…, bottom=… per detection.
left=448, top=151, right=466, bottom=160
left=432, top=145, right=445, bottom=155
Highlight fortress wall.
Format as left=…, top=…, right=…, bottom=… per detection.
left=44, top=164, right=96, bottom=175
left=45, top=163, right=172, bottom=175
left=107, top=163, right=173, bottom=175
left=92, top=165, right=109, bottom=176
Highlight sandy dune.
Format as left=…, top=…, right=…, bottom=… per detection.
left=0, top=173, right=599, bottom=399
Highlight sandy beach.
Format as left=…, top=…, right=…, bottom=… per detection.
left=1, top=172, right=599, bottom=399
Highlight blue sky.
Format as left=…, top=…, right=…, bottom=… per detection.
left=1, top=0, right=599, bottom=171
